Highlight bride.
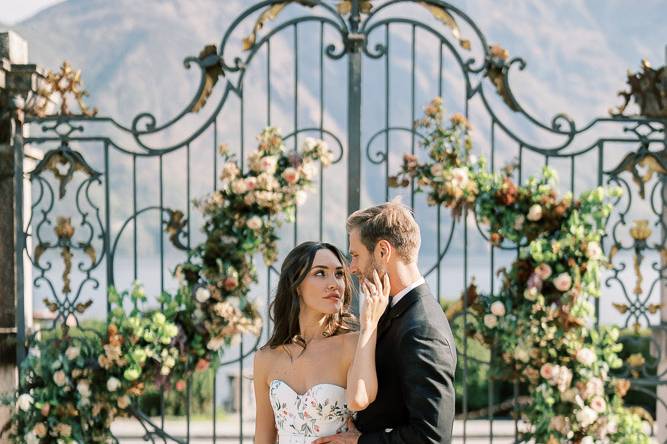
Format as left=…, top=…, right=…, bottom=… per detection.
left=253, top=241, right=389, bottom=443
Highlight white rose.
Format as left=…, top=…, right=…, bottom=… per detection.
left=247, top=216, right=263, bottom=230
left=553, top=272, right=572, bottom=292
left=260, top=156, right=278, bottom=174
left=106, top=377, right=121, bottom=392
left=304, top=137, right=318, bottom=151
left=576, top=348, right=597, bottom=367
left=231, top=179, right=248, bottom=194
left=490, top=301, right=506, bottom=317
left=295, top=190, right=308, bottom=206
left=77, top=380, right=91, bottom=398
left=576, top=406, right=598, bottom=428
left=65, top=346, right=80, bottom=361
left=483, top=314, right=497, bottom=329
left=53, top=370, right=67, bottom=387
left=514, top=347, right=530, bottom=363
left=451, top=167, right=469, bottom=188
left=430, top=163, right=444, bottom=177
left=221, top=162, right=239, bottom=180
left=207, top=335, right=226, bottom=351
left=527, top=204, right=543, bottom=221
left=586, top=241, right=602, bottom=260
left=17, top=393, right=33, bottom=412
left=25, top=432, right=39, bottom=444
left=581, top=436, right=594, bottom=444
left=195, top=287, right=211, bottom=303
left=302, top=162, right=317, bottom=180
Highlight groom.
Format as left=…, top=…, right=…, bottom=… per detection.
left=314, top=200, right=457, bottom=444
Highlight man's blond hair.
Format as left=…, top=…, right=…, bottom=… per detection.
left=346, top=199, right=421, bottom=263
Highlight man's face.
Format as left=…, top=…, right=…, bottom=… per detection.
left=348, top=228, right=384, bottom=281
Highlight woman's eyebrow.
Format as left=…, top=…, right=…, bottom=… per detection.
left=310, top=265, right=343, bottom=270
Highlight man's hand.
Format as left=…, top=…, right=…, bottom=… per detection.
left=311, top=419, right=360, bottom=444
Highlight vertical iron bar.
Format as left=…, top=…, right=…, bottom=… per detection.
left=186, top=376, right=191, bottom=442
left=213, top=370, right=217, bottom=443
left=384, top=24, right=390, bottom=202
left=214, top=119, right=218, bottom=191
left=132, top=155, right=137, bottom=281
left=463, top=94, right=470, bottom=443
left=13, top=119, right=26, bottom=366
left=187, top=143, right=191, bottom=250
left=596, top=143, right=603, bottom=327
left=104, top=142, right=112, bottom=314
left=267, top=40, right=272, bottom=126
left=347, top=0, right=362, bottom=217
left=410, top=24, right=416, bottom=210
left=436, top=39, right=442, bottom=299
left=239, top=337, right=244, bottom=444
left=489, top=119, right=496, bottom=443
left=294, top=23, right=299, bottom=245
left=570, top=156, right=575, bottom=195
left=319, top=20, right=325, bottom=241
left=159, top=153, right=165, bottom=430
left=518, top=144, right=523, bottom=186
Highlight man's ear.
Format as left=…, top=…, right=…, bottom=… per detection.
left=376, top=239, right=392, bottom=263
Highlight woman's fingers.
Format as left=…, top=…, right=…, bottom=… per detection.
left=372, top=270, right=382, bottom=296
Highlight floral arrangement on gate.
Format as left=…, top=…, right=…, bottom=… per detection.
left=2, top=127, right=333, bottom=443
left=390, top=97, right=651, bottom=444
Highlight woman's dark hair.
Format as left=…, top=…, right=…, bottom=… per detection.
left=264, top=241, right=357, bottom=352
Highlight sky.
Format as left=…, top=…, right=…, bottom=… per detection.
left=0, top=0, right=65, bottom=24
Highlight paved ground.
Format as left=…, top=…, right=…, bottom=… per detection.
left=111, top=416, right=519, bottom=443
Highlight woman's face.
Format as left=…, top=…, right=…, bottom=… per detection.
left=297, top=248, right=346, bottom=315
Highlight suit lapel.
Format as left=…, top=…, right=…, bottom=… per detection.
left=376, top=301, right=393, bottom=338
left=377, top=283, right=429, bottom=340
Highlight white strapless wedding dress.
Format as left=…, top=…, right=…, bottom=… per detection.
left=269, top=379, right=352, bottom=443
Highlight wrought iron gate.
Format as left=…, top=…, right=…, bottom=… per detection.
left=5, top=0, right=666, bottom=442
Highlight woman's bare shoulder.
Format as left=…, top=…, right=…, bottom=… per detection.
left=337, top=331, right=360, bottom=350
left=254, top=345, right=280, bottom=368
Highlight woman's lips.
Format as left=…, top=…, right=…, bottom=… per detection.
left=325, top=292, right=341, bottom=301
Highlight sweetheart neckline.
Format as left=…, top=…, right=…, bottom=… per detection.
left=271, top=379, right=346, bottom=397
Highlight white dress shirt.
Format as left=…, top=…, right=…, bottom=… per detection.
left=391, top=276, right=425, bottom=307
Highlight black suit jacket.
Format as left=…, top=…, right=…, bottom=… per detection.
left=356, top=283, right=457, bottom=444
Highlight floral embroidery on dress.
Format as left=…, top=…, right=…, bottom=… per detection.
left=269, top=379, right=352, bottom=441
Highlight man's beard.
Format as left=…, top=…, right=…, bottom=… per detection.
left=362, top=255, right=385, bottom=282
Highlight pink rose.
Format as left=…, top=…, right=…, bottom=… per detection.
left=590, top=396, right=606, bottom=413
left=540, top=363, right=554, bottom=380
left=245, top=177, right=258, bottom=190
left=553, top=272, right=572, bottom=292
left=246, top=216, right=262, bottom=230
left=534, top=263, right=552, bottom=280
left=260, top=156, right=278, bottom=174
left=282, top=167, right=300, bottom=185
left=224, top=276, right=239, bottom=291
